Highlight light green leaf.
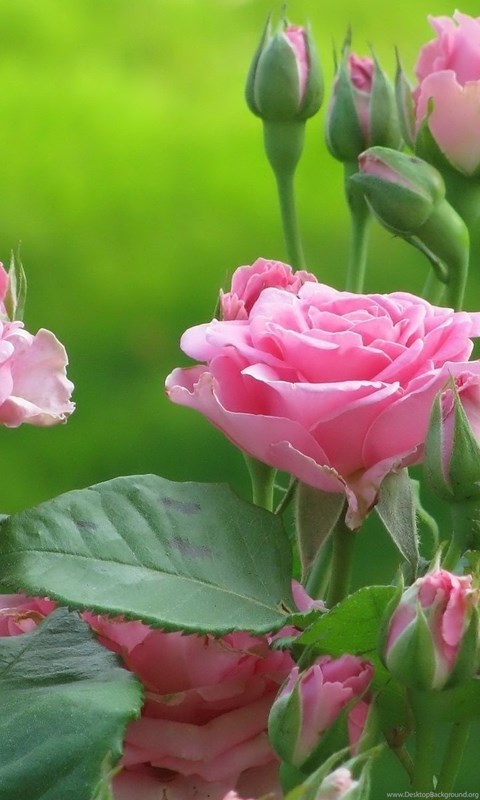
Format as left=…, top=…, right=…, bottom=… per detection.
left=0, top=475, right=293, bottom=634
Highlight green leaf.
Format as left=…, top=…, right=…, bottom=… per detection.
left=0, top=608, right=142, bottom=800
left=375, top=470, right=419, bottom=573
left=295, top=483, right=344, bottom=578
left=297, top=585, right=395, bottom=655
left=0, top=475, right=293, bottom=635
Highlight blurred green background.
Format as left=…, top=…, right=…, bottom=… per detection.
left=0, top=0, right=479, bottom=790
left=2, top=0, right=479, bottom=514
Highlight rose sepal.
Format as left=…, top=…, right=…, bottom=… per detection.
left=368, top=50, right=401, bottom=152
left=325, top=36, right=366, bottom=163
left=425, top=380, right=480, bottom=505
left=299, top=23, right=324, bottom=121
left=395, top=51, right=415, bottom=148
left=384, top=600, right=438, bottom=690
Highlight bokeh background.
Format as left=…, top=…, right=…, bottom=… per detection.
left=0, top=0, right=479, bottom=790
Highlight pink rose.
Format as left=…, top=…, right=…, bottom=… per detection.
left=0, top=263, right=74, bottom=427
left=0, top=593, right=294, bottom=800
left=166, top=261, right=480, bottom=528
left=268, top=654, right=374, bottom=767
left=385, top=569, right=480, bottom=690
left=414, top=12, right=480, bottom=175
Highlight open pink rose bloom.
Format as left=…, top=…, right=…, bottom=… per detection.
left=414, top=11, right=480, bottom=175
left=166, top=258, right=480, bottom=528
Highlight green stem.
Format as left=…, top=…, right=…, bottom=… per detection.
left=263, top=120, right=306, bottom=269
left=344, top=162, right=372, bottom=292
left=421, top=267, right=444, bottom=305
left=410, top=691, right=436, bottom=791
left=437, top=720, right=471, bottom=792
left=413, top=722, right=436, bottom=791
left=325, top=514, right=355, bottom=608
left=391, top=744, right=415, bottom=784
left=444, top=171, right=480, bottom=234
left=417, top=199, right=469, bottom=310
left=244, top=454, right=276, bottom=512
left=274, top=171, right=306, bottom=269
left=275, top=477, right=298, bottom=516
left=305, top=535, right=333, bottom=600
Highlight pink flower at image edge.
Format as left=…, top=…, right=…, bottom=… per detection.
left=0, top=263, right=74, bottom=427
left=413, top=12, right=480, bottom=175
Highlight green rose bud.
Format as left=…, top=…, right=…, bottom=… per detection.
left=246, top=18, right=323, bottom=123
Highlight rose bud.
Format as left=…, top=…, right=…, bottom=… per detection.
left=352, top=147, right=445, bottom=234
left=352, top=146, right=469, bottom=308
left=246, top=17, right=323, bottom=123
left=326, top=33, right=401, bottom=164
left=310, top=767, right=362, bottom=800
left=268, top=654, right=374, bottom=768
left=383, top=569, right=480, bottom=690
left=425, top=378, right=480, bottom=506
left=412, top=12, right=480, bottom=177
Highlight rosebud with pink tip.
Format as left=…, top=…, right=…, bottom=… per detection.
left=311, top=767, right=361, bottom=800
left=326, top=33, right=401, bottom=164
left=246, top=17, right=323, bottom=123
left=425, top=378, right=480, bottom=506
left=268, top=655, right=374, bottom=768
left=384, top=568, right=480, bottom=690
